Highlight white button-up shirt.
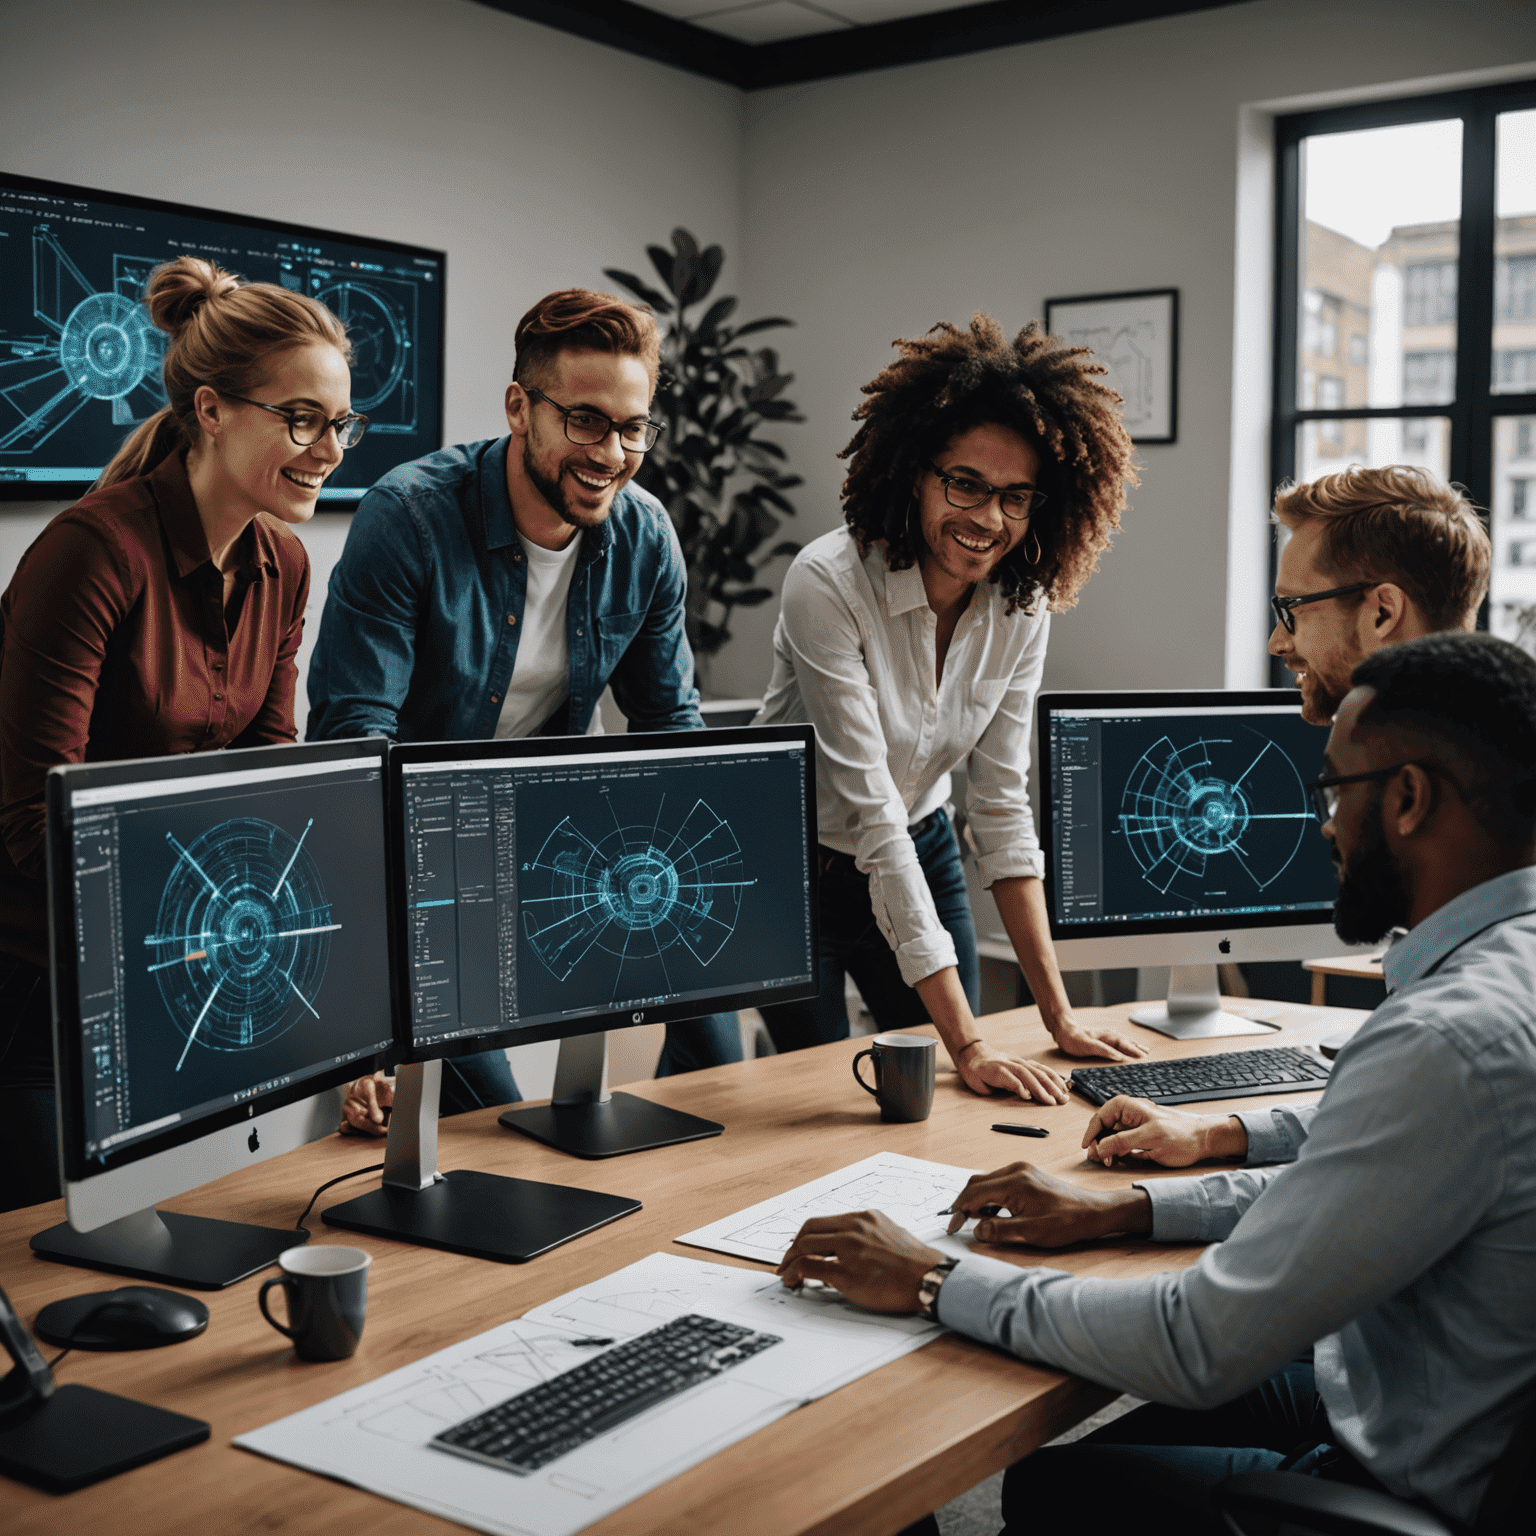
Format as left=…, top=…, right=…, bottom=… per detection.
left=754, top=527, right=1049, bottom=987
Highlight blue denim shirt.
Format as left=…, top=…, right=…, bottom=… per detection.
left=306, top=437, right=703, bottom=741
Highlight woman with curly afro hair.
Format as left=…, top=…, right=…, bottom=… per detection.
left=755, top=313, right=1147, bottom=1101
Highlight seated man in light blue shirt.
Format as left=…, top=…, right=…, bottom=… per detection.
left=778, top=631, right=1536, bottom=1535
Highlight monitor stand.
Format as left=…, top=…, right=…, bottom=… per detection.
left=31, top=1206, right=306, bottom=1290
left=498, top=1033, right=724, bottom=1158
left=1128, top=965, right=1280, bottom=1041
left=322, top=1060, right=640, bottom=1262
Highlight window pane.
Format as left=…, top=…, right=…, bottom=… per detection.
left=1490, top=416, right=1536, bottom=652
left=1295, top=416, right=1450, bottom=485
left=1494, top=110, right=1536, bottom=397
left=1298, top=120, right=1462, bottom=409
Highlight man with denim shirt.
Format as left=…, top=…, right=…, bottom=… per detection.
left=308, top=290, right=739, bottom=1126
left=778, top=631, right=1536, bottom=1535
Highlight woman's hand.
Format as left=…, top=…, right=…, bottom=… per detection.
left=1083, top=1095, right=1247, bottom=1167
left=338, top=1070, right=394, bottom=1136
left=944, top=1161, right=1152, bottom=1248
left=955, top=1041, right=1070, bottom=1104
left=1048, top=1012, right=1150, bottom=1062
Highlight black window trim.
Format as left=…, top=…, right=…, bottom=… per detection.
left=1271, top=77, right=1536, bottom=681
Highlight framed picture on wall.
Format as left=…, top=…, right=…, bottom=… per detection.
left=1043, top=288, right=1179, bottom=445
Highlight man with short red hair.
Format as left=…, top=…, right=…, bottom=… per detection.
left=1268, top=464, right=1489, bottom=724
left=309, top=289, right=741, bottom=1120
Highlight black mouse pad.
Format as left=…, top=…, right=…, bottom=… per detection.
left=34, top=1288, right=209, bottom=1350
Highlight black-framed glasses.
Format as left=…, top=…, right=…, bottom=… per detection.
left=926, top=462, right=1045, bottom=521
left=525, top=385, right=662, bottom=453
left=1270, top=582, right=1373, bottom=634
left=224, top=392, right=368, bottom=449
left=1307, top=761, right=1454, bottom=822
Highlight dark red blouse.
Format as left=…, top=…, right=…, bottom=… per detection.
left=0, top=451, right=309, bottom=968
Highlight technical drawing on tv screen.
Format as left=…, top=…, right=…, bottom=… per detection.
left=0, top=175, right=443, bottom=500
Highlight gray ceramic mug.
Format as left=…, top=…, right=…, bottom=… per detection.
left=852, top=1033, right=936, bottom=1122
left=259, top=1245, right=370, bottom=1361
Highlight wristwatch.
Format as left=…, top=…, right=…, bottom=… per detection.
left=917, top=1259, right=958, bottom=1321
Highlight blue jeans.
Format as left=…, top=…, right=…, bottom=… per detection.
left=444, top=1014, right=743, bottom=1113
left=760, top=809, right=979, bottom=1053
left=1000, top=1363, right=1383, bottom=1536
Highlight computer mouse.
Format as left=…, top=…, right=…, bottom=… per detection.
left=34, top=1285, right=210, bottom=1351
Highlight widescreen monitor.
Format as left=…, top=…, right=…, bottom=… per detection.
left=0, top=171, right=444, bottom=503
left=1038, top=690, right=1355, bottom=1038
left=323, top=726, right=819, bottom=1263
left=38, top=739, right=395, bottom=1287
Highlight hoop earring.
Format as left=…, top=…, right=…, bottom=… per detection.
left=1026, top=528, right=1042, bottom=565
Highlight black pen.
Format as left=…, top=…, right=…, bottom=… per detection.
left=938, top=1203, right=1003, bottom=1218
left=993, top=1123, right=1050, bottom=1138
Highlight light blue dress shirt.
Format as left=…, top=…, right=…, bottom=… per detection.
left=939, top=866, right=1536, bottom=1525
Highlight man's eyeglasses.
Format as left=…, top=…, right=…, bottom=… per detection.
left=525, top=385, right=662, bottom=453
left=1307, top=761, right=1463, bottom=822
left=223, top=393, right=368, bottom=449
left=927, top=463, right=1046, bottom=522
left=1270, top=582, right=1373, bottom=634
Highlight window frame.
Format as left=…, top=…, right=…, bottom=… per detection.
left=1271, top=78, right=1536, bottom=679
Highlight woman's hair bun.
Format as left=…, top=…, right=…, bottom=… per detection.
left=145, top=256, right=241, bottom=335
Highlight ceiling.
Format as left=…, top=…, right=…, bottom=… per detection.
left=474, top=0, right=1261, bottom=89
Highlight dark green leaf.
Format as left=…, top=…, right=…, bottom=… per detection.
left=764, top=541, right=802, bottom=560
left=601, top=268, right=674, bottom=314
left=696, top=296, right=738, bottom=338
left=671, top=228, right=700, bottom=260
left=731, top=317, right=793, bottom=338
left=725, top=587, right=775, bottom=607
left=647, top=244, right=677, bottom=294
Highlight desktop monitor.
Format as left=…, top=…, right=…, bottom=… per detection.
left=323, top=725, right=819, bottom=1263
left=1038, top=690, right=1356, bottom=1039
left=36, top=738, right=396, bottom=1287
left=0, top=171, right=445, bottom=503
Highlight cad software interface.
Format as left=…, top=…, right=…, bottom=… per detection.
left=0, top=177, right=442, bottom=496
left=67, top=758, right=393, bottom=1161
left=399, top=740, right=815, bottom=1050
left=1048, top=702, right=1336, bottom=928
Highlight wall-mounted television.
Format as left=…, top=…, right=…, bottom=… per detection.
left=0, top=172, right=445, bottom=505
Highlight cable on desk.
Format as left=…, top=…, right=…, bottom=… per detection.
left=44, top=1295, right=130, bottom=1370
left=295, top=1163, right=384, bottom=1232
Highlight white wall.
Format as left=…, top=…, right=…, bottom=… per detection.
left=721, top=0, right=1536, bottom=702
left=0, top=0, right=745, bottom=730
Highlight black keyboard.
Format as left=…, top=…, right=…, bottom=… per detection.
left=1071, top=1045, right=1331, bottom=1106
left=429, top=1313, right=782, bottom=1476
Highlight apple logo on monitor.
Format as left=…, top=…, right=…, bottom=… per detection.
left=248, top=1128, right=260, bottom=1154
left=1219, top=938, right=1231, bottom=954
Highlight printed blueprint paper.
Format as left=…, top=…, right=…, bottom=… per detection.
left=235, top=1252, right=943, bottom=1536
left=676, top=1151, right=978, bottom=1265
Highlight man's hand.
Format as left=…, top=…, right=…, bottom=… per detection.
left=944, top=1161, right=1152, bottom=1248
left=1083, top=1096, right=1247, bottom=1167
left=956, top=1041, right=1071, bottom=1104
left=339, top=1070, right=394, bottom=1136
left=1049, top=1012, right=1150, bottom=1063
left=777, top=1211, right=946, bottom=1313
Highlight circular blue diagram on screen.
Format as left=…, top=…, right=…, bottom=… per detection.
left=59, top=291, right=153, bottom=401
left=521, top=796, right=754, bottom=983
left=1118, top=730, right=1313, bottom=901
left=143, top=817, right=338, bottom=1070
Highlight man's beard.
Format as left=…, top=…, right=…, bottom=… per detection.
left=523, top=443, right=609, bottom=530
left=1332, top=786, right=1413, bottom=943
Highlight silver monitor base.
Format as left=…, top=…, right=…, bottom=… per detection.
left=1129, top=964, right=1280, bottom=1041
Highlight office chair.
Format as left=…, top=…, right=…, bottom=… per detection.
left=1213, top=1399, right=1536, bottom=1536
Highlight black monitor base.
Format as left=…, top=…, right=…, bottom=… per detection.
left=0, top=1383, right=208, bottom=1492
left=323, top=1168, right=639, bottom=1262
left=30, top=1208, right=307, bottom=1290
left=499, top=1092, right=723, bottom=1159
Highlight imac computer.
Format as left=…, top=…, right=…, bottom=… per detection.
left=1038, top=690, right=1355, bottom=1039
left=0, top=171, right=445, bottom=504
left=323, top=725, right=819, bottom=1263
left=35, top=739, right=396, bottom=1287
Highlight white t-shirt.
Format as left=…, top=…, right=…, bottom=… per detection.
left=494, top=531, right=582, bottom=739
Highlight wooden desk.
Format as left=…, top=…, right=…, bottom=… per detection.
left=0, top=999, right=1365, bottom=1536
left=1303, top=952, right=1385, bottom=1006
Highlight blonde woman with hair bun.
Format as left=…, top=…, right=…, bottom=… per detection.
left=0, top=255, right=364, bottom=1210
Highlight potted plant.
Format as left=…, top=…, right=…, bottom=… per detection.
left=604, top=229, right=803, bottom=677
